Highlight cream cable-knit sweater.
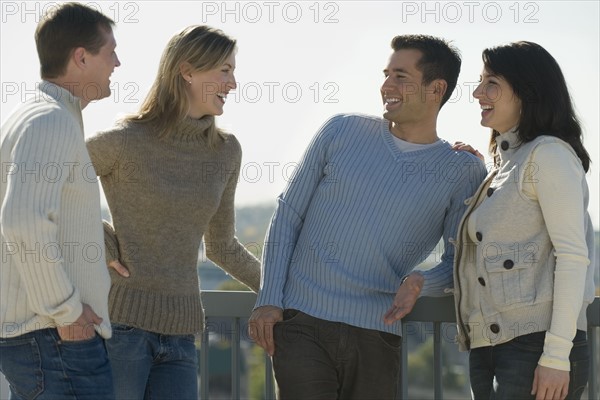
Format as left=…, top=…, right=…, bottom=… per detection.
left=1, top=81, right=112, bottom=338
left=86, top=117, right=260, bottom=335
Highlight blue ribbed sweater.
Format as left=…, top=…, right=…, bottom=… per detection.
left=255, top=114, right=487, bottom=335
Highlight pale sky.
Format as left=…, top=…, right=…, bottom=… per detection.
left=2, top=1, right=598, bottom=229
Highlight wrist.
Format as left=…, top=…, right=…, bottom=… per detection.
left=402, top=271, right=424, bottom=289
left=409, top=271, right=424, bottom=284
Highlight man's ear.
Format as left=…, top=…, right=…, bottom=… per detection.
left=72, top=47, right=86, bottom=69
left=433, top=79, right=448, bottom=101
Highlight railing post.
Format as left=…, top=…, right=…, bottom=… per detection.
left=399, top=323, right=409, bottom=399
left=589, top=326, right=598, bottom=400
left=265, top=353, right=275, bottom=399
left=232, top=317, right=241, bottom=399
left=433, top=322, right=443, bottom=400
left=200, top=326, right=210, bottom=399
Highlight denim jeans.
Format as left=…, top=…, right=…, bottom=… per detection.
left=106, top=324, right=198, bottom=400
left=469, top=330, right=589, bottom=400
left=0, top=328, right=114, bottom=400
left=272, top=309, right=402, bottom=399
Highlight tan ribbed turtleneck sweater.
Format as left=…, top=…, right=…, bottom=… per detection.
left=86, top=117, right=261, bottom=335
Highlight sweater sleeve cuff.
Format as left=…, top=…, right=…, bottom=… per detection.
left=102, top=221, right=120, bottom=263
left=233, top=261, right=261, bottom=293
left=418, top=269, right=436, bottom=296
left=538, top=332, right=573, bottom=371
left=254, top=290, right=284, bottom=310
left=51, top=288, right=84, bottom=327
left=418, top=269, right=453, bottom=297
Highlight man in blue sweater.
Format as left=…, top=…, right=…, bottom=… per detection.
left=249, top=34, right=487, bottom=399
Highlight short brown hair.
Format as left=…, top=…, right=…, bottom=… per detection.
left=35, top=2, right=115, bottom=79
left=391, top=34, right=461, bottom=108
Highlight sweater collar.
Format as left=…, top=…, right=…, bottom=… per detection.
left=381, top=119, right=447, bottom=161
left=495, top=126, right=519, bottom=165
left=38, top=80, right=83, bottom=130
left=167, top=115, right=214, bottom=144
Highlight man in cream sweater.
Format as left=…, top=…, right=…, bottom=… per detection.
left=0, top=3, right=121, bottom=399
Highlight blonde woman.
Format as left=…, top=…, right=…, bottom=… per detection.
left=86, top=26, right=260, bottom=399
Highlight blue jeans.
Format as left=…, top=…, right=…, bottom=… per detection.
left=0, top=328, right=114, bottom=400
left=272, top=309, right=402, bottom=399
left=469, top=330, right=589, bottom=400
left=106, top=324, right=198, bottom=400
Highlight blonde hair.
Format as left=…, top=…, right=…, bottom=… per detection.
left=125, top=25, right=236, bottom=149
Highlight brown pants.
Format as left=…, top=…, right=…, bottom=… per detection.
left=272, top=309, right=402, bottom=399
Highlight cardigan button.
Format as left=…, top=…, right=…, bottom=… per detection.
left=478, top=277, right=486, bottom=286
left=500, top=141, right=509, bottom=151
left=476, top=232, right=483, bottom=241
left=487, top=187, right=495, bottom=197
left=490, top=324, right=500, bottom=334
left=503, top=260, right=515, bottom=270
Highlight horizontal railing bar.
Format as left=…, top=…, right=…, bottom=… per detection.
left=201, top=291, right=600, bottom=326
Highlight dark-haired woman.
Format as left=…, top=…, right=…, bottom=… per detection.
left=453, top=41, right=594, bottom=400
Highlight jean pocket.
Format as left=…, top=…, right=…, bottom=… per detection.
left=179, top=334, right=197, bottom=344
left=56, top=334, right=110, bottom=374
left=0, top=336, right=44, bottom=400
left=280, top=309, right=304, bottom=324
left=569, top=357, right=590, bottom=399
left=58, top=333, right=100, bottom=347
left=106, top=326, right=148, bottom=361
left=375, top=331, right=402, bottom=350
left=111, top=323, right=136, bottom=334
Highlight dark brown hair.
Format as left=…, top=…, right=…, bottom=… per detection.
left=35, top=2, right=115, bottom=79
left=391, top=34, right=461, bottom=108
left=483, top=41, right=590, bottom=171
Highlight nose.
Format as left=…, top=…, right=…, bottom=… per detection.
left=381, top=76, right=392, bottom=94
left=227, top=73, right=237, bottom=91
left=472, top=82, right=483, bottom=99
left=114, top=52, right=121, bottom=67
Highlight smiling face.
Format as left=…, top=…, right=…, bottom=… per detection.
left=381, top=49, right=442, bottom=135
left=185, top=52, right=237, bottom=119
left=83, top=28, right=121, bottom=101
left=473, top=68, right=522, bottom=133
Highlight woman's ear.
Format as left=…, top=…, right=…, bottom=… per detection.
left=179, top=62, right=193, bottom=83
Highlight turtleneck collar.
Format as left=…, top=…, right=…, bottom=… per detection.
left=166, top=115, right=214, bottom=144
left=495, top=126, right=520, bottom=165
left=38, top=80, right=83, bottom=131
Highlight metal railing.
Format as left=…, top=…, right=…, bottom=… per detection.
left=200, top=291, right=600, bottom=399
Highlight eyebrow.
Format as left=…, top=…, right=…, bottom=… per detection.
left=383, top=67, right=411, bottom=75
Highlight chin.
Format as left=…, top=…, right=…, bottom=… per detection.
left=98, top=87, right=111, bottom=100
